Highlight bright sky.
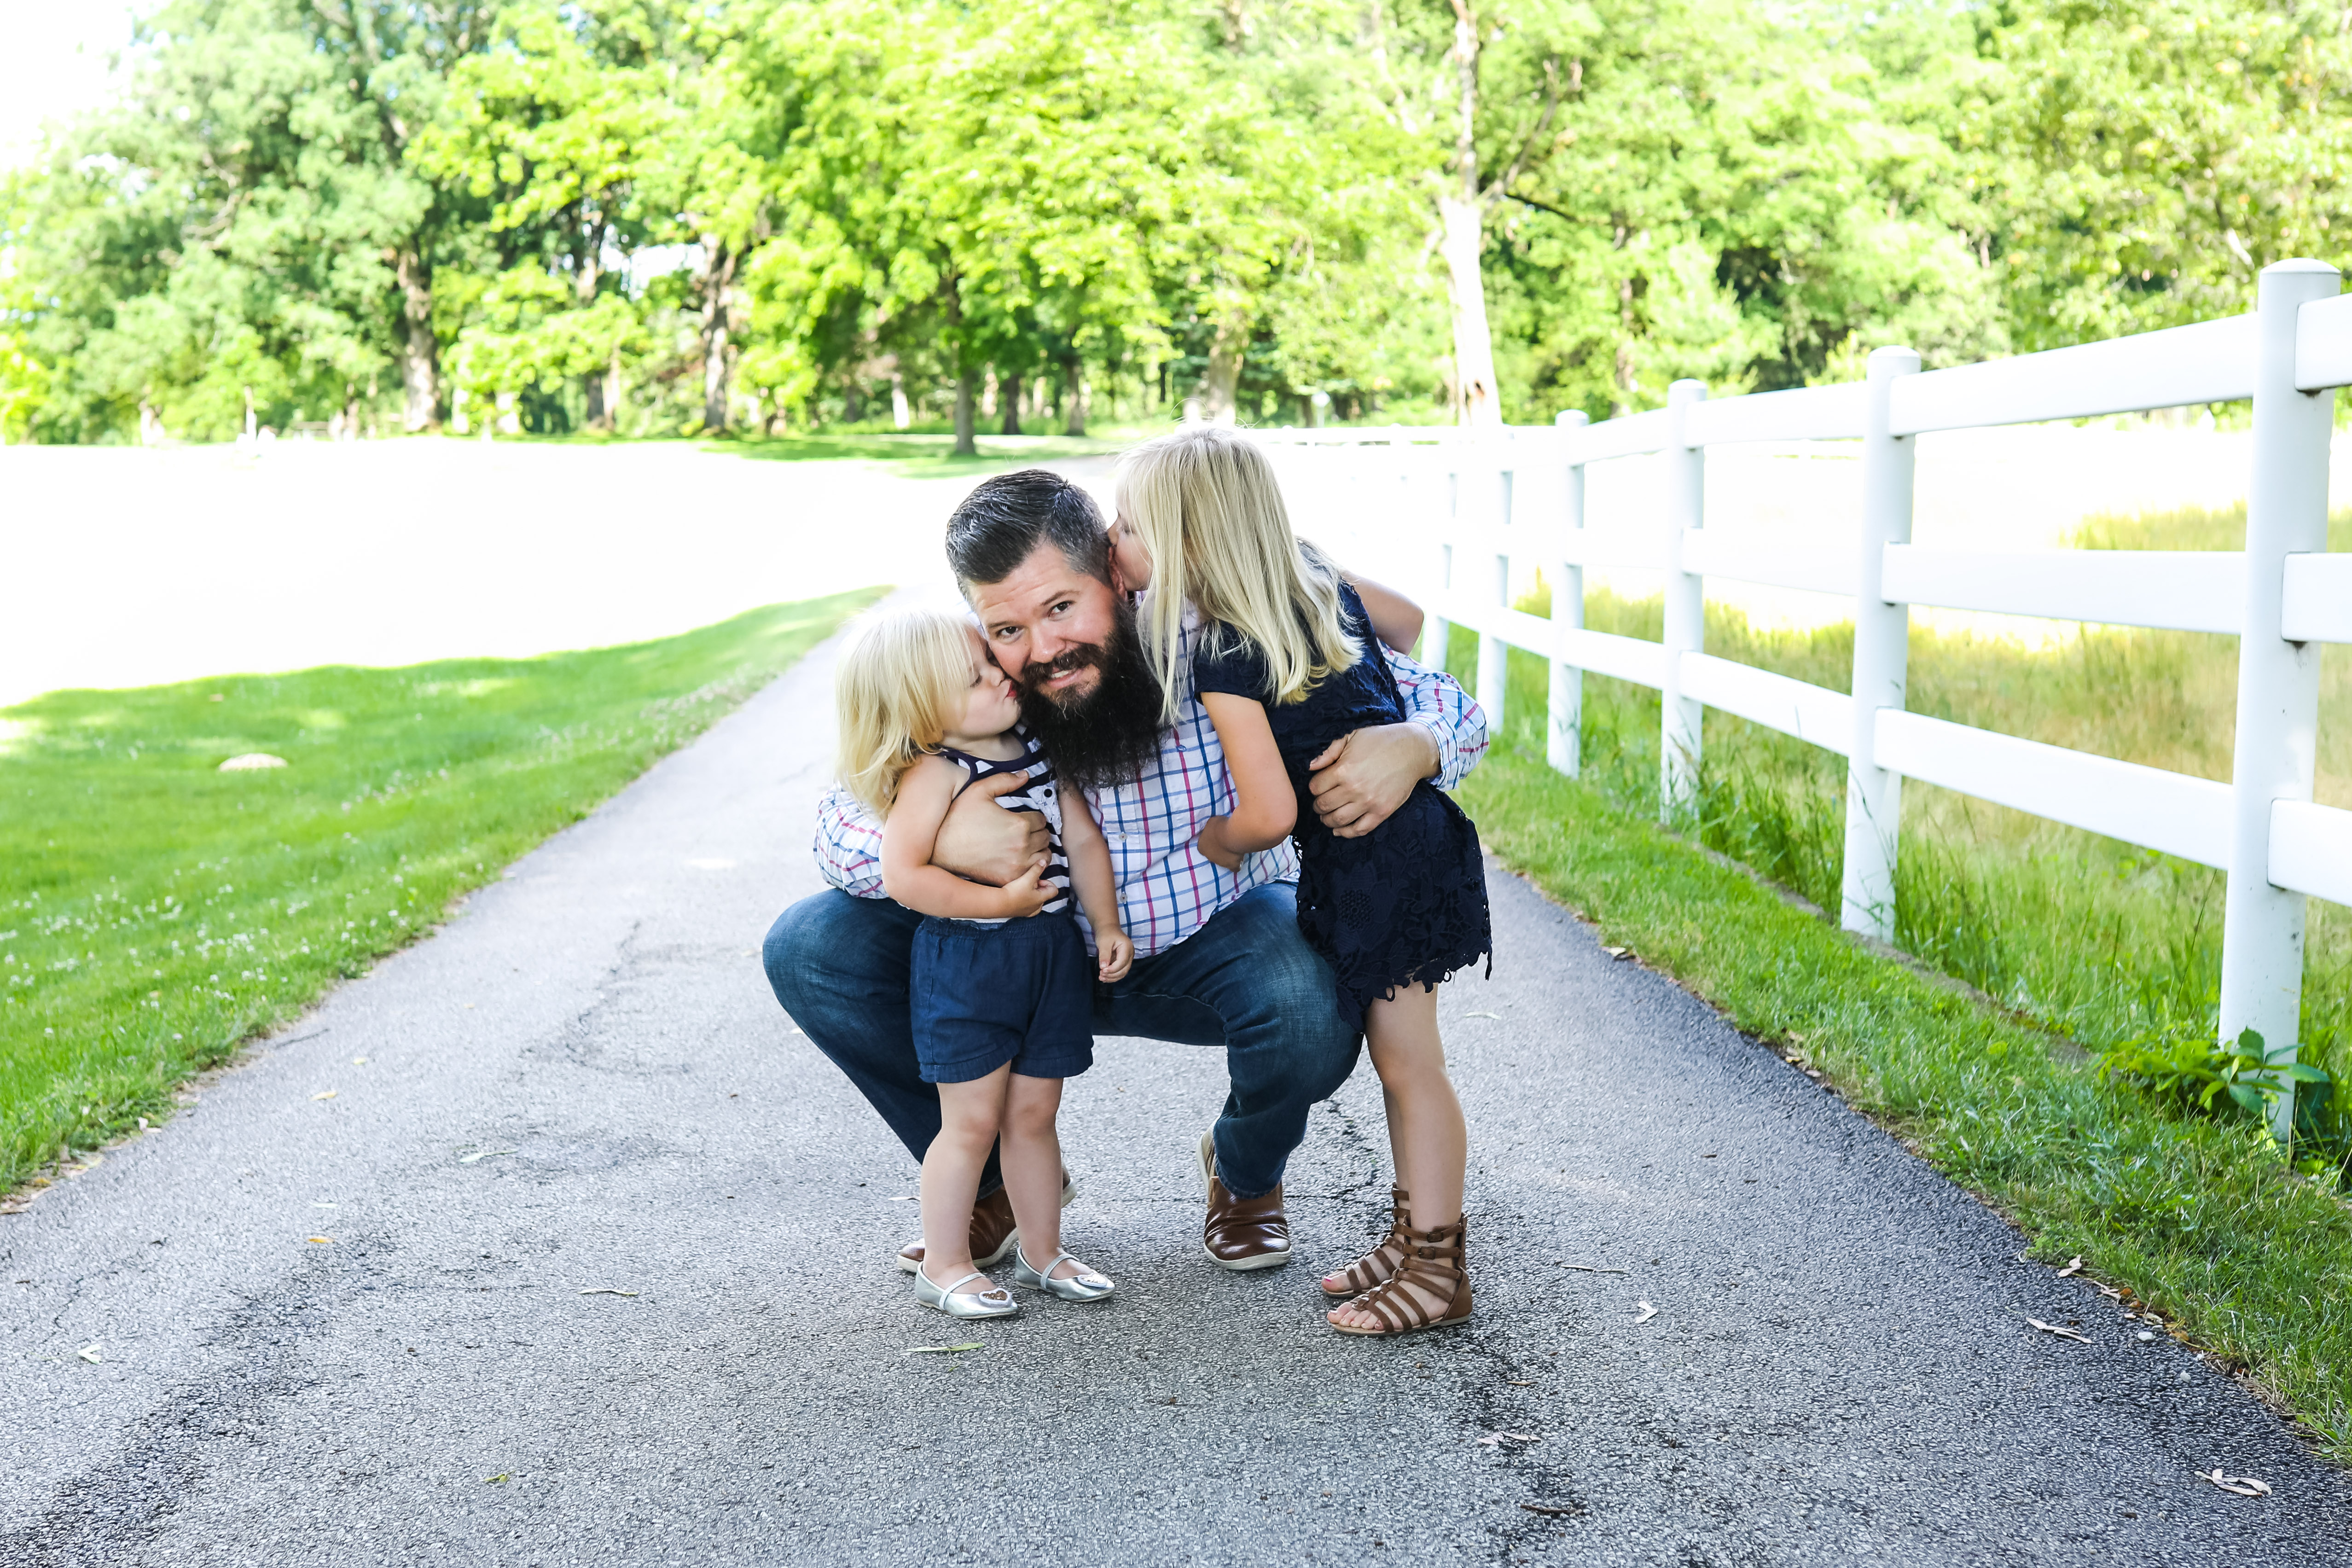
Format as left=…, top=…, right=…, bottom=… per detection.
left=0, top=2, right=141, bottom=167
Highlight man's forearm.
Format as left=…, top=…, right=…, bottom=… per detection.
left=1385, top=647, right=1487, bottom=789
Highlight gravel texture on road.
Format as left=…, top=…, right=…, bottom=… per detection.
left=5, top=610, right=2347, bottom=1567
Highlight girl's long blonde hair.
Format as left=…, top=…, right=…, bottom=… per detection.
left=834, top=609, right=981, bottom=816
left=1115, top=424, right=1359, bottom=725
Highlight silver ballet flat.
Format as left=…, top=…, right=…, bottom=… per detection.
left=1014, top=1246, right=1116, bottom=1302
left=914, top=1266, right=1020, bottom=1319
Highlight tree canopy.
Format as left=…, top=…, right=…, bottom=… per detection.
left=6, top=0, right=2351, bottom=445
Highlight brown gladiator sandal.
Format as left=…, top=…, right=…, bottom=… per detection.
left=1328, top=1217, right=1471, bottom=1337
left=1321, top=1185, right=1412, bottom=1299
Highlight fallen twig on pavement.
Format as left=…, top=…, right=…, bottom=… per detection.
left=2027, top=1317, right=2092, bottom=1344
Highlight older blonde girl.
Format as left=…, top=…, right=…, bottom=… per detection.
left=1109, top=426, right=1491, bottom=1338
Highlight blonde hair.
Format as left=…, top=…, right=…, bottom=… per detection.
left=834, top=609, right=982, bottom=816
left=1115, top=424, right=1359, bottom=725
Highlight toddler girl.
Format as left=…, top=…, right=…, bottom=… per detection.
left=835, top=609, right=1134, bottom=1319
left=1109, top=427, right=1491, bottom=1336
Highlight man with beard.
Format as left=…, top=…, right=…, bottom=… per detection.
left=762, top=468, right=1487, bottom=1274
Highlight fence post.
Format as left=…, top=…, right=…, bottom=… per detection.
left=1840, top=347, right=1922, bottom=941
left=1421, top=447, right=1452, bottom=671
left=1659, top=379, right=1707, bottom=820
left=2221, top=258, right=2338, bottom=1139
left=1548, top=410, right=1590, bottom=777
left=1476, top=447, right=1511, bottom=738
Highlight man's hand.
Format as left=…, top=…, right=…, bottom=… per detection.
left=932, top=771, right=1051, bottom=885
left=1305, top=722, right=1439, bottom=838
left=1096, top=928, right=1135, bottom=982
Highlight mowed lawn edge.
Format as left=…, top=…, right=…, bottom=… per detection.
left=1455, top=744, right=2352, bottom=1467
left=0, top=590, right=883, bottom=1198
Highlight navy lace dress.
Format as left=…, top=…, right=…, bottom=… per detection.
left=1192, top=582, right=1491, bottom=1032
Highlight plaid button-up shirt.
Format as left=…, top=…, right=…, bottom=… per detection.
left=812, top=625, right=1487, bottom=958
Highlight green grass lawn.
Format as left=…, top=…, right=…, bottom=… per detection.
left=1442, top=505, right=2352, bottom=1459
left=0, top=590, right=880, bottom=1194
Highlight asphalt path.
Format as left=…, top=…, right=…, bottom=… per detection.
left=5, top=606, right=2348, bottom=1566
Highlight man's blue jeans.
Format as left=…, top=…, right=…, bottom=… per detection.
left=761, top=883, right=1359, bottom=1199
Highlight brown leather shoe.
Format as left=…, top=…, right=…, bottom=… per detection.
left=894, top=1175, right=1075, bottom=1274
left=1199, top=1130, right=1291, bottom=1272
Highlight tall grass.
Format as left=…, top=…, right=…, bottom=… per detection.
left=1463, top=504, right=2351, bottom=1172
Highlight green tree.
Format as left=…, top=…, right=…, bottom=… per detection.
left=1959, top=0, right=2352, bottom=348
left=4, top=0, right=487, bottom=441
left=417, top=0, right=691, bottom=430
left=738, top=0, right=1184, bottom=450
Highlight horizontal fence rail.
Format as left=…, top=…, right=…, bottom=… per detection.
left=1259, top=259, right=2352, bottom=1136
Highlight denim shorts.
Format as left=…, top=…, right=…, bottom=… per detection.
left=910, top=911, right=1096, bottom=1084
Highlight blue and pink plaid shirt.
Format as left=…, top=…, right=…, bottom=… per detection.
left=812, top=622, right=1488, bottom=958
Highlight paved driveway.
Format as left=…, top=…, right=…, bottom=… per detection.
left=4, top=611, right=2345, bottom=1565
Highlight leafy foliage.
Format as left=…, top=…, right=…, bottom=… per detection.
left=2101, top=1028, right=2332, bottom=1119
left=8, top=0, right=2352, bottom=442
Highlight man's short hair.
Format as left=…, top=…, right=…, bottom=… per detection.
left=944, top=469, right=1109, bottom=592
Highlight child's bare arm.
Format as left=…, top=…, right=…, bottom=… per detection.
left=1056, top=790, right=1132, bottom=981
left=1342, top=571, right=1426, bottom=654
left=1196, top=693, right=1299, bottom=871
left=881, top=757, right=1054, bottom=920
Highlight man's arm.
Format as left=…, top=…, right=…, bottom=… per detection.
left=1383, top=639, right=1487, bottom=790
left=813, top=785, right=888, bottom=898
left=812, top=777, right=1051, bottom=898
left=1303, top=639, right=1488, bottom=839
left=880, top=758, right=1055, bottom=921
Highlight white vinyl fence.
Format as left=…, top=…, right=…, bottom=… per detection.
left=1265, top=258, right=2352, bottom=1134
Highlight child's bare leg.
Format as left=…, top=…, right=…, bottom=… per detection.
left=920, top=1065, right=1012, bottom=1295
left=1001, top=1073, right=1090, bottom=1278
left=1330, top=984, right=1466, bottom=1330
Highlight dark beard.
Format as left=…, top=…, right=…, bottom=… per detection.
left=1015, top=601, right=1167, bottom=793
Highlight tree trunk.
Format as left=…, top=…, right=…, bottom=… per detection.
left=1614, top=273, right=1637, bottom=417
left=1062, top=359, right=1087, bottom=436
left=999, top=372, right=1023, bottom=436
left=579, top=233, right=610, bottom=430
left=1440, top=194, right=1502, bottom=428
left=394, top=246, right=439, bottom=432
left=891, top=373, right=911, bottom=430
left=1200, top=309, right=1249, bottom=424
left=1440, top=2, right=1502, bottom=429
left=699, top=237, right=736, bottom=433
left=604, top=349, right=623, bottom=432
left=953, top=369, right=978, bottom=456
